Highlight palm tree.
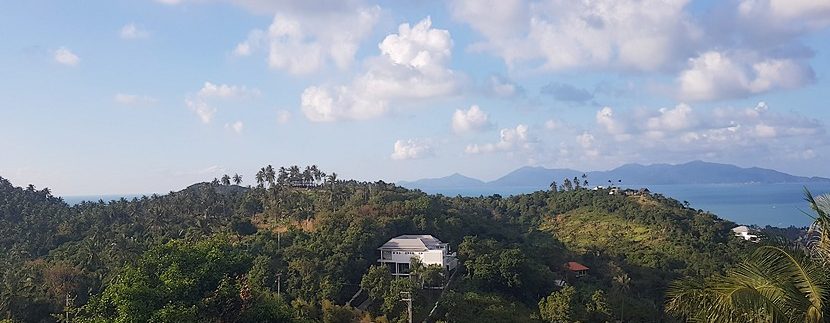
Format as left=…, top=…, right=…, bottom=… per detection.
left=666, top=188, right=830, bottom=322
left=303, top=166, right=314, bottom=187
left=255, top=168, right=265, bottom=188
left=221, top=174, right=231, bottom=186
left=614, top=273, right=631, bottom=320
left=310, top=165, right=321, bottom=185
left=806, top=190, right=830, bottom=264
left=277, top=167, right=288, bottom=186
left=232, top=173, right=243, bottom=185
left=327, top=172, right=338, bottom=211
left=264, top=165, right=276, bottom=187
left=288, top=166, right=301, bottom=187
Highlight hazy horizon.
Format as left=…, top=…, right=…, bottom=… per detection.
left=21, top=159, right=827, bottom=197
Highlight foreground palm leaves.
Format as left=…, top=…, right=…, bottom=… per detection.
left=666, top=189, right=830, bottom=323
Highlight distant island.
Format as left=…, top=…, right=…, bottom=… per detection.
left=399, top=160, right=830, bottom=194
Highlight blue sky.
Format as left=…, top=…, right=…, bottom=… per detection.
left=1, top=0, right=829, bottom=195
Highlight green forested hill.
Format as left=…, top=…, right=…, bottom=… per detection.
left=0, top=168, right=755, bottom=322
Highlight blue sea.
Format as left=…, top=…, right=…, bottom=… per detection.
left=62, top=194, right=146, bottom=205
left=62, top=183, right=830, bottom=227
left=631, top=183, right=830, bottom=227
left=413, top=183, right=830, bottom=227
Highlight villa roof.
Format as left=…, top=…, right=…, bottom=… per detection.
left=378, top=234, right=444, bottom=251
left=565, top=262, right=589, bottom=271
left=732, top=225, right=750, bottom=233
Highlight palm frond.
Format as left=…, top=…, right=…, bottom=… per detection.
left=667, top=245, right=828, bottom=323
left=751, top=245, right=827, bottom=322
left=804, top=188, right=830, bottom=264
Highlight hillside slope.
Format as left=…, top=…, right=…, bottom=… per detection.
left=0, top=170, right=755, bottom=322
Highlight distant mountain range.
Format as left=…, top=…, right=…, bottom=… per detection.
left=398, top=161, right=830, bottom=195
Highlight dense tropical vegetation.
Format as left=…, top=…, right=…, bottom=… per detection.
left=0, top=165, right=811, bottom=322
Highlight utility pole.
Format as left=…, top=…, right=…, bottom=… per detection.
left=400, top=291, right=412, bottom=323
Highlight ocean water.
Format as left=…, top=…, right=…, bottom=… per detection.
left=415, top=183, right=830, bottom=227
left=632, top=183, right=830, bottom=227
left=62, top=194, right=146, bottom=205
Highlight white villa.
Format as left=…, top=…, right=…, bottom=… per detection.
left=732, top=225, right=760, bottom=242
left=377, top=235, right=458, bottom=276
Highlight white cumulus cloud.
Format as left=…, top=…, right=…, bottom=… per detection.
left=465, top=124, right=532, bottom=154
left=301, top=17, right=462, bottom=122
left=530, top=101, right=826, bottom=169
left=185, top=98, right=216, bottom=123
left=588, top=102, right=824, bottom=157
left=450, top=0, right=699, bottom=72
left=677, top=51, right=814, bottom=101
left=233, top=6, right=380, bottom=74
left=391, top=139, right=433, bottom=160
left=737, top=0, right=830, bottom=32
left=452, top=105, right=492, bottom=134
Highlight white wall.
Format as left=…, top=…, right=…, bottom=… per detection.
left=420, top=250, right=444, bottom=265
left=380, top=249, right=444, bottom=267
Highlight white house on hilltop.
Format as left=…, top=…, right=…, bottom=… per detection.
left=378, top=235, right=458, bottom=276
left=732, top=225, right=760, bottom=242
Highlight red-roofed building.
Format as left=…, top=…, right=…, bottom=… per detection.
left=565, top=262, right=589, bottom=277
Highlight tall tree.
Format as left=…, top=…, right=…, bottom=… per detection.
left=221, top=174, right=231, bottom=186
left=310, top=165, right=321, bottom=185
left=302, top=166, right=313, bottom=187
left=255, top=168, right=265, bottom=188
left=539, top=286, right=576, bottom=322
left=264, top=165, right=276, bottom=188
left=327, top=173, right=338, bottom=211
left=277, top=167, right=288, bottom=186
left=232, top=173, right=243, bottom=185
left=288, top=166, right=301, bottom=187
left=613, top=273, right=631, bottom=320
